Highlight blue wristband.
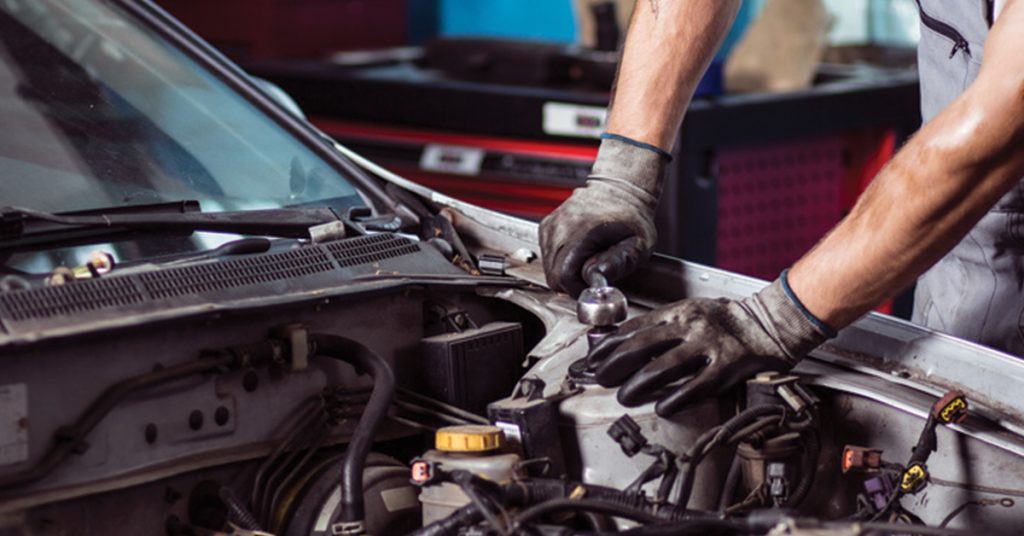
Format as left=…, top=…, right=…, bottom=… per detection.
left=780, top=269, right=838, bottom=338
left=600, top=133, right=673, bottom=161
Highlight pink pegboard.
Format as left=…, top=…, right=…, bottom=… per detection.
left=715, top=137, right=843, bottom=280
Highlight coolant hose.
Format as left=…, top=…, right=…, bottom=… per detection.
left=309, top=334, right=395, bottom=525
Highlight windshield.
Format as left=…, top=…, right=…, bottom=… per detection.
left=0, top=0, right=362, bottom=272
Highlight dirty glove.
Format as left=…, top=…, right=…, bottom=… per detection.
left=540, top=135, right=669, bottom=297
left=589, top=273, right=836, bottom=417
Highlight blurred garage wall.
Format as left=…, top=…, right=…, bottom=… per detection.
left=439, top=0, right=756, bottom=59
left=157, top=0, right=409, bottom=60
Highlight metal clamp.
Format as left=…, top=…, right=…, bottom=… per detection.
left=331, top=520, right=366, bottom=536
left=271, top=324, right=309, bottom=371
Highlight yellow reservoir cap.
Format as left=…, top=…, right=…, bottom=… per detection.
left=435, top=425, right=505, bottom=453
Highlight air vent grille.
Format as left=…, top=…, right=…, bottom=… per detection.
left=0, top=235, right=423, bottom=324
left=139, top=247, right=335, bottom=299
left=0, top=277, right=144, bottom=321
left=326, top=234, right=420, bottom=267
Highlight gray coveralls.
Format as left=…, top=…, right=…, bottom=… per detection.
left=911, top=0, right=1024, bottom=355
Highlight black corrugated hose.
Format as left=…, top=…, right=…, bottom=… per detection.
left=309, top=334, right=395, bottom=528
left=219, top=486, right=262, bottom=531
left=408, top=476, right=714, bottom=536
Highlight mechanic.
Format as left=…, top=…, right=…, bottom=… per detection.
left=540, top=0, right=1024, bottom=417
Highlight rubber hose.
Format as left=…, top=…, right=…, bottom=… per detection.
left=518, top=480, right=708, bottom=523
left=309, top=334, right=395, bottom=525
left=725, top=417, right=781, bottom=445
left=677, top=405, right=786, bottom=508
left=717, top=455, right=743, bottom=511
left=717, top=406, right=786, bottom=445
left=785, top=431, right=820, bottom=508
left=511, top=498, right=662, bottom=527
left=579, top=511, right=619, bottom=532
left=410, top=478, right=710, bottom=536
left=520, top=479, right=648, bottom=511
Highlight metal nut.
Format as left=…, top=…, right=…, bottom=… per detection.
left=577, top=286, right=627, bottom=327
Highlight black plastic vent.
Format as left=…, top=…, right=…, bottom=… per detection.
left=0, top=235, right=425, bottom=325
left=0, top=277, right=144, bottom=321
left=326, top=234, right=420, bottom=267
left=140, top=247, right=335, bottom=299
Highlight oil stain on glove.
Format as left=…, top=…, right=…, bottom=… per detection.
left=589, top=274, right=836, bottom=417
left=539, top=135, right=667, bottom=297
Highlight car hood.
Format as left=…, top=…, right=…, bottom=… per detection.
left=340, top=139, right=1024, bottom=437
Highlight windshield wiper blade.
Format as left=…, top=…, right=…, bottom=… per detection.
left=0, top=202, right=343, bottom=252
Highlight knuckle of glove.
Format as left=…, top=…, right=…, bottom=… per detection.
left=612, top=298, right=771, bottom=413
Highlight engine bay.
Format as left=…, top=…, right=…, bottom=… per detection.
left=0, top=223, right=1021, bottom=536
left=5, top=1, right=1022, bottom=533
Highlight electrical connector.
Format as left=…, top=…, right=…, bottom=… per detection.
left=934, top=391, right=968, bottom=424
left=767, top=462, right=789, bottom=504
left=863, top=473, right=896, bottom=512
left=899, top=462, right=929, bottom=494
left=607, top=414, right=647, bottom=458
left=841, top=445, right=883, bottom=474
left=410, top=458, right=446, bottom=487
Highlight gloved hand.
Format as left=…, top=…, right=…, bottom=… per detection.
left=540, top=135, right=669, bottom=297
left=589, top=274, right=836, bottom=417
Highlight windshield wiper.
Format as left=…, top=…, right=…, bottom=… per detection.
left=0, top=201, right=344, bottom=253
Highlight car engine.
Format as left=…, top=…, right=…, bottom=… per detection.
left=1, top=0, right=1022, bottom=532
left=0, top=213, right=1022, bottom=536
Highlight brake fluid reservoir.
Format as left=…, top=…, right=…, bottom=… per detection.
left=418, top=425, right=522, bottom=524
left=558, top=383, right=729, bottom=510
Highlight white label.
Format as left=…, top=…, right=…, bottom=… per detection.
left=0, top=384, right=28, bottom=466
left=542, top=101, right=607, bottom=138
left=419, top=144, right=485, bottom=176
left=495, top=421, right=523, bottom=443
left=381, top=486, right=420, bottom=512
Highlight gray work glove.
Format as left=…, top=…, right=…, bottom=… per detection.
left=589, top=275, right=836, bottom=417
left=540, top=136, right=668, bottom=297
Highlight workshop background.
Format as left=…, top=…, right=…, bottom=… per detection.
left=158, top=0, right=922, bottom=315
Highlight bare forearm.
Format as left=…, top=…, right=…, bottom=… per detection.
left=789, top=53, right=1024, bottom=329
left=606, top=0, right=740, bottom=150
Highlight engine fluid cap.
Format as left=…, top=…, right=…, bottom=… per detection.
left=435, top=425, right=505, bottom=452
